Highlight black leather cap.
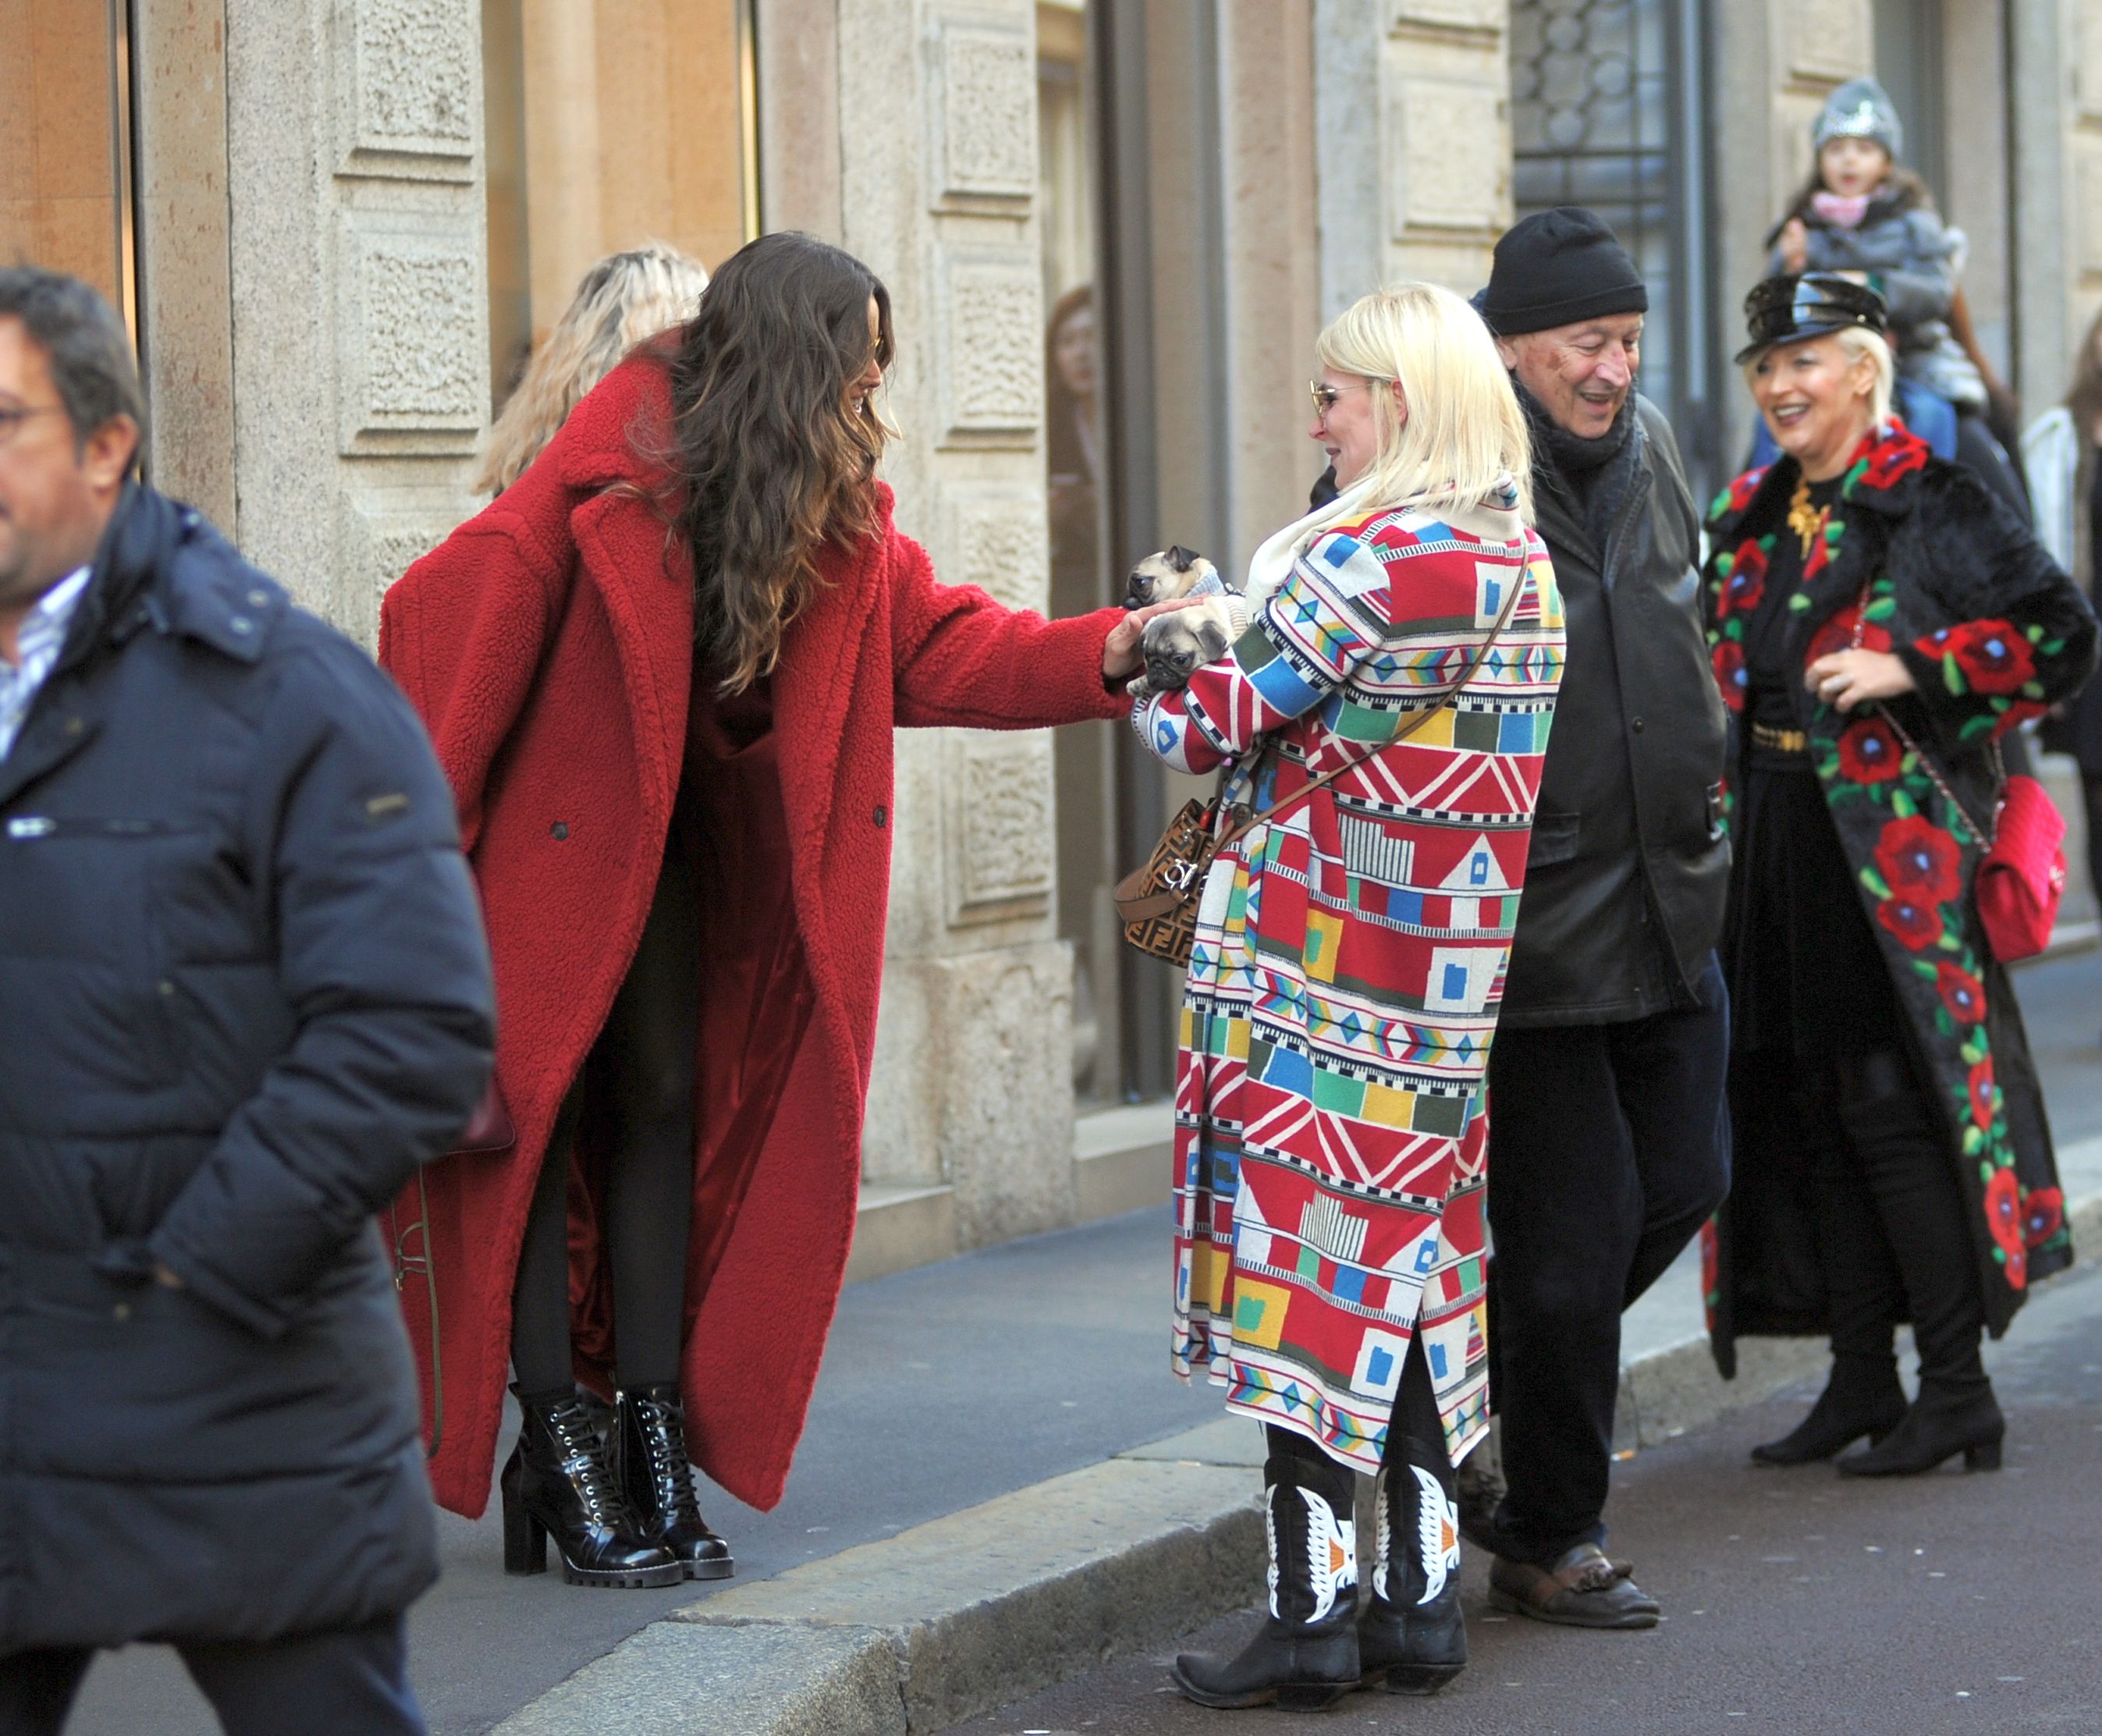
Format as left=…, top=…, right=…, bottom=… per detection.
left=1735, top=272, right=1888, bottom=364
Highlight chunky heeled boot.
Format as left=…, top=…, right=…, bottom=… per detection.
left=502, top=1388, right=684, bottom=1588
left=1358, top=1462, right=1466, bottom=1695
left=616, top=1383, right=733, bottom=1580
left=1171, top=1458, right=1361, bottom=1711
left=1752, top=1355, right=1908, bottom=1465
left=1837, top=1380, right=2004, bottom=1475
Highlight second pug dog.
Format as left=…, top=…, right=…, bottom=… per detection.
left=1123, top=546, right=1246, bottom=699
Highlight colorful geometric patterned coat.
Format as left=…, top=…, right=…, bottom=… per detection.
left=1701, top=421, right=2098, bottom=1374
left=1135, top=491, right=1564, bottom=1475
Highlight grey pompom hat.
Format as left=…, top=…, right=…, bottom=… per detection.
left=1813, top=76, right=1902, bottom=160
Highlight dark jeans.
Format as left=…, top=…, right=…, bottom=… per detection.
left=1482, top=955, right=1731, bottom=1566
left=511, top=822, right=700, bottom=1398
left=0, top=1616, right=422, bottom=1736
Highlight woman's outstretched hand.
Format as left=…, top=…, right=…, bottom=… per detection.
left=1805, top=648, right=1916, bottom=712
left=1104, top=597, right=1206, bottom=682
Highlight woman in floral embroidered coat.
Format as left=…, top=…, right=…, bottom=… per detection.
left=1141, top=285, right=1564, bottom=1710
left=1703, top=275, right=2097, bottom=1479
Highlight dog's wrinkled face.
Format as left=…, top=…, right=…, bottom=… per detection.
left=1123, top=544, right=1219, bottom=609
left=1141, top=605, right=1233, bottom=692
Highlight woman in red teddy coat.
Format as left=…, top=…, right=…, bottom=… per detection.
left=378, top=233, right=1177, bottom=1587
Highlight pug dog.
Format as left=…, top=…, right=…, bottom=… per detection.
left=1123, top=545, right=1223, bottom=609
left=1120, top=545, right=1250, bottom=701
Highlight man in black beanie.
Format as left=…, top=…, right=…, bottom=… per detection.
left=1465, top=208, right=1731, bottom=1630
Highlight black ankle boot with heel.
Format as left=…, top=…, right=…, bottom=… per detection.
left=501, top=1387, right=684, bottom=1588
left=1837, top=1380, right=2004, bottom=1475
left=1171, top=1457, right=1361, bottom=1711
left=616, top=1383, right=733, bottom=1580
left=1358, top=1461, right=1466, bottom=1696
left=1752, top=1355, right=1908, bottom=1465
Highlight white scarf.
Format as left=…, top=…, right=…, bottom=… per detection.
left=1241, top=477, right=1378, bottom=608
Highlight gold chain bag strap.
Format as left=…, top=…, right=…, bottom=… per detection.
left=1114, top=564, right=1529, bottom=967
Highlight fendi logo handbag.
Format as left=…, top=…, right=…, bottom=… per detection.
left=1113, top=566, right=1527, bottom=967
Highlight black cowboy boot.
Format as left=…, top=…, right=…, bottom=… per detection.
left=502, top=1387, right=684, bottom=1588
left=616, top=1383, right=733, bottom=1580
left=1752, top=1354, right=1908, bottom=1465
left=1358, top=1461, right=1466, bottom=1695
left=1171, top=1457, right=1360, bottom=1711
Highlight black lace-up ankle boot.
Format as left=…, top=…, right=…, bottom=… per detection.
left=1358, top=1460, right=1467, bottom=1695
left=502, top=1387, right=684, bottom=1588
left=1170, top=1456, right=1360, bottom=1710
left=616, top=1383, right=733, bottom=1580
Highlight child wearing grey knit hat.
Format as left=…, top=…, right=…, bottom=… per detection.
left=1767, top=75, right=1984, bottom=410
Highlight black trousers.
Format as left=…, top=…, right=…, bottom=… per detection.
left=0, top=1616, right=421, bottom=1736
left=1481, top=955, right=1732, bottom=1566
left=511, top=820, right=700, bottom=1398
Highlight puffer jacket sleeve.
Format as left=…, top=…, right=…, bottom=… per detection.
left=1135, top=528, right=1390, bottom=774
left=144, top=635, right=497, bottom=1338
left=1892, top=470, right=2100, bottom=747
left=887, top=527, right=1131, bottom=727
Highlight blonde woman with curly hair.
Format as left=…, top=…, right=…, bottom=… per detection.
left=1142, top=282, right=1565, bottom=1709
left=474, top=243, right=710, bottom=495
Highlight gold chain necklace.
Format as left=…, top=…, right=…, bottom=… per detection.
left=1787, top=475, right=1830, bottom=559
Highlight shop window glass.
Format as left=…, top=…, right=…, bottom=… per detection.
left=0, top=0, right=137, bottom=332
left=482, top=0, right=756, bottom=412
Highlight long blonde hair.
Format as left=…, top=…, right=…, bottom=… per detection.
left=475, top=243, right=710, bottom=495
left=1312, top=282, right=1533, bottom=531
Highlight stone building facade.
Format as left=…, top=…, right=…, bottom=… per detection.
left=8, top=0, right=2101, bottom=1276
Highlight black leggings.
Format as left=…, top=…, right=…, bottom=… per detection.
left=511, top=834, right=700, bottom=1399
left=1264, top=1332, right=1454, bottom=1519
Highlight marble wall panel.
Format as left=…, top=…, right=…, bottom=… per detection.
left=1785, top=0, right=1870, bottom=84
left=946, top=730, right=1056, bottom=922
left=936, top=251, right=1043, bottom=442
left=934, top=18, right=1036, bottom=204
left=337, top=0, right=478, bottom=179
left=943, top=483, right=1051, bottom=612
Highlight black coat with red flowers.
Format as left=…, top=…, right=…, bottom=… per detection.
left=1700, top=421, right=2097, bottom=1370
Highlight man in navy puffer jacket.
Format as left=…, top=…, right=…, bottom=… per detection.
left=0, top=268, right=494, bottom=1734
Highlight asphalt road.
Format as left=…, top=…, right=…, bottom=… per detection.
left=951, top=1255, right=2102, bottom=1736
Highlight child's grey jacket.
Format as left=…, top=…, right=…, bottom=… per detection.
left=1767, top=201, right=1985, bottom=406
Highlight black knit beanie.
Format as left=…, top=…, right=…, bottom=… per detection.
left=1476, top=207, right=1648, bottom=337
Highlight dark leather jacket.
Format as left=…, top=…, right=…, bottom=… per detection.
left=1498, top=396, right=1729, bottom=1027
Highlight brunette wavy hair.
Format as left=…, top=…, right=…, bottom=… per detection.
left=651, top=232, right=896, bottom=693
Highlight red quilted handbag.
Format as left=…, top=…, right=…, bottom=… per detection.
left=1974, top=773, right=2067, bottom=963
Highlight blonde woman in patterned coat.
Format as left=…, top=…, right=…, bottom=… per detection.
left=1142, top=282, right=1565, bottom=1710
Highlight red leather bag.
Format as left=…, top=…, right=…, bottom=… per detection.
left=1973, top=772, right=2068, bottom=962
left=1852, top=588, right=2066, bottom=964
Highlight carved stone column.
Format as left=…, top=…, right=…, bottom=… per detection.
left=221, top=0, right=488, bottom=644
left=837, top=0, right=1079, bottom=1250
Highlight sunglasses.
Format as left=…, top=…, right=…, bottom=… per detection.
left=1308, top=379, right=1382, bottom=420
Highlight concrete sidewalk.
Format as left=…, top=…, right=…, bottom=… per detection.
left=67, top=947, right=2102, bottom=1735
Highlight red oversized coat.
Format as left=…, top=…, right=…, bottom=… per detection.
left=378, top=356, right=1128, bottom=1517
